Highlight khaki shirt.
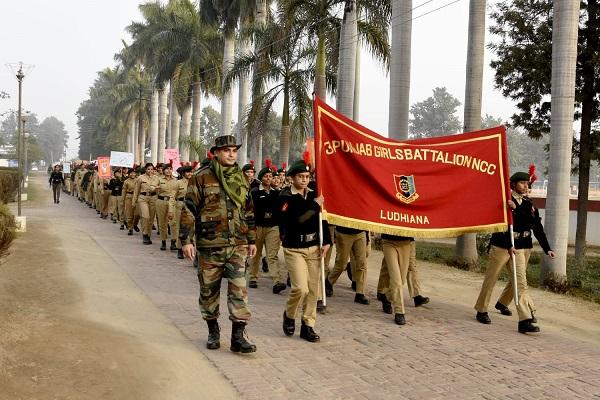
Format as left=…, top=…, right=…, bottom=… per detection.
left=134, top=174, right=160, bottom=203
left=168, top=178, right=189, bottom=212
left=122, top=178, right=137, bottom=200
left=158, top=176, right=178, bottom=199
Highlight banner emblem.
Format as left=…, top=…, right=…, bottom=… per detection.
left=394, top=175, right=419, bottom=204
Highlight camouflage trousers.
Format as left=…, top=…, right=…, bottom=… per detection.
left=197, top=245, right=251, bottom=322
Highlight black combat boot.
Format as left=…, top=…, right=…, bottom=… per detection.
left=316, top=300, right=326, bottom=314
left=325, top=279, right=333, bottom=297
left=206, top=319, right=220, bottom=349
left=377, top=292, right=392, bottom=314
left=261, top=257, right=269, bottom=273
left=495, top=301, right=512, bottom=316
left=354, top=293, right=370, bottom=305
left=282, top=311, right=295, bottom=336
left=300, top=321, right=320, bottom=342
left=414, top=295, right=430, bottom=307
left=128, top=229, right=133, bottom=236
left=518, top=319, right=540, bottom=334
left=248, top=280, right=258, bottom=288
left=351, top=281, right=356, bottom=292
left=120, top=224, right=125, bottom=230
left=230, top=321, right=257, bottom=353
left=394, top=313, right=406, bottom=325
left=170, top=240, right=177, bottom=251
left=160, top=240, right=166, bottom=250
left=143, top=234, right=152, bottom=245
left=273, top=282, right=287, bottom=294
left=476, top=312, right=491, bottom=324
left=177, top=249, right=184, bottom=259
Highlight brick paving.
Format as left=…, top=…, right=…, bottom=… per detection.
left=59, top=191, right=600, bottom=400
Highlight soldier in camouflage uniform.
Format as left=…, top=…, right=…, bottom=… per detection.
left=181, top=135, right=258, bottom=354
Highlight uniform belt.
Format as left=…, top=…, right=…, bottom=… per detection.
left=126, top=191, right=134, bottom=194
left=177, top=197, right=185, bottom=201
left=140, top=192, right=157, bottom=196
left=157, top=195, right=170, bottom=201
left=300, top=232, right=317, bottom=243
left=513, top=231, right=531, bottom=239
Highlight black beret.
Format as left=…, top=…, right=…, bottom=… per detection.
left=510, top=172, right=530, bottom=182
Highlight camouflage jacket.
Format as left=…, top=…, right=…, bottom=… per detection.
left=180, top=166, right=256, bottom=248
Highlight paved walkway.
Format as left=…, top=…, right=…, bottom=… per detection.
left=25, top=176, right=600, bottom=399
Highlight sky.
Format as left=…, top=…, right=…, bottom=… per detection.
left=0, top=0, right=518, bottom=160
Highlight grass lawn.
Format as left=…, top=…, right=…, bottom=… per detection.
left=415, top=241, right=600, bottom=304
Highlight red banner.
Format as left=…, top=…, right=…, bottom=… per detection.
left=313, top=97, right=511, bottom=238
left=97, top=157, right=111, bottom=179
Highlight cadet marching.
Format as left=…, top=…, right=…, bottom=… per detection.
left=54, top=134, right=553, bottom=354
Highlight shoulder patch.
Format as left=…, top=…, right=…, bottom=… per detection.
left=281, top=202, right=289, bottom=212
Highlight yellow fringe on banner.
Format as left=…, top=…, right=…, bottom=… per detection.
left=323, top=212, right=508, bottom=239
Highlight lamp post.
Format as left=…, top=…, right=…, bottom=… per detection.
left=16, top=66, right=24, bottom=217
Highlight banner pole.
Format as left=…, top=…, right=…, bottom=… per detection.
left=509, top=224, right=519, bottom=306
left=319, top=211, right=326, bottom=307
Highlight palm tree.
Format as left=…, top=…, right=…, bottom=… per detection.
left=225, top=18, right=314, bottom=165
left=454, top=0, right=486, bottom=268
left=336, top=0, right=390, bottom=118
left=128, top=0, right=222, bottom=160
left=388, top=0, right=412, bottom=139
left=201, top=0, right=250, bottom=137
left=541, top=0, right=581, bottom=284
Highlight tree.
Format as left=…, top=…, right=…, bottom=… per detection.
left=455, top=0, right=487, bottom=268
left=389, top=0, right=412, bottom=139
left=489, top=0, right=598, bottom=263
left=408, top=87, right=462, bottom=139
left=224, top=16, right=314, bottom=165
left=36, top=117, right=69, bottom=164
left=542, top=1, right=580, bottom=283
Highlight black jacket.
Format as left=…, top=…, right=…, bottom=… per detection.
left=250, top=186, right=279, bottom=227
left=108, top=178, right=124, bottom=196
left=489, top=195, right=552, bottom=253
left=277, top=186, right=332, bottom=248
left=49, top=171, right=64, bottom=185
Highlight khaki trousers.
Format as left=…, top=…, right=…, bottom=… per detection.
left=498, top=249, right=533, bottom=309
left=109, top=195, right=124, bottom=222
left=138, top=195, right=157, bottom=235
left=328, top=231, right=368, bottom=294
left=155, top=198, right=173, bottom=241
left=377, top=241, right=422, bottom=297
left=285, top=246, right=320, bottom=327
left=249, top=226, right=283, bottom=283
left=101, top=190, right=110, bottom=216
left=474, top=245, right=534, bottom=321
left=173, top=201, right=183, bottom=248
left=124, top=195, right=140, bottom=229
left=381, top=239, right=411, bottom=314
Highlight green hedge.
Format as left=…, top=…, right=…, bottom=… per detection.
left=0, top=203, right=16, bottom=261
left=0, top=167, right=19, bottom=204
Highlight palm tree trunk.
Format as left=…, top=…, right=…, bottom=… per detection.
left=137, top=115, right=145, bottom=165
left=237, top=38, right=251, bottom=165
left=180, top=102, right=192, bottom=162
left=336, top=0, right=358, bottom=119
left=127, top=115, right=134, bottom=154
left=314, top=33, right=327, bottom=100
left=455, top=0, right=486, bottom=269
left=221, top=31, right=235, bottom=136
left=172, top=110, right=181, bottom=151
left=191, top=79, right=202, bottom=160
left=353, top=44, right=361, bottom=121
left=388, top=0, right=412, bottom=139
left=256, top=136, right=263, bottom=170
left=278, top=89, right=291, bottom=165
left=167, top=78, right=175, bottom=149
left=150, top=89, right=159, bottom=164
left=158, top=85, right=168, bottom=163
left=574, top=0, right=598, bottom=263
left=541, top=0, right=580, bottom=284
